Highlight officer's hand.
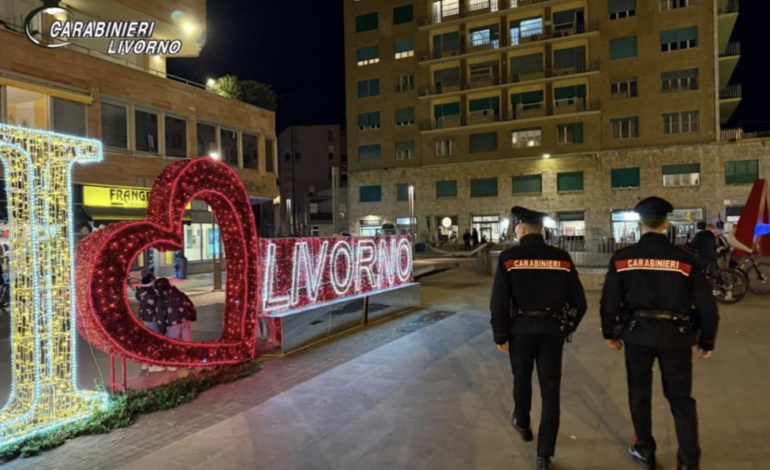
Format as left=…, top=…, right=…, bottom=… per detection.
left=697, top=348, right=713, bottom=359
left=496, top=342, right=509, bottom=353
left=606, top=339, right=624, bottom=351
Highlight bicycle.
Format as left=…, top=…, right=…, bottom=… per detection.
left=735, top=255, right=770, bottom=296
left=705, top=266, right=748, bottom=304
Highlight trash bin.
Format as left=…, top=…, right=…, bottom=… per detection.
left=174, top=253, right=188, bottom=280
left=476, top=247, right=493, bottom=276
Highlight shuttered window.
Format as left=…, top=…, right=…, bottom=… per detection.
left=725, top=160, right=759, bottom=185
left=359, top=185, right=382, bottom=202
left=436, top=180, right=458, bottom=198
left=511, top=90, right=544, bottom=106
left=434, top=102, right=461, bottom=118
left=663, top=163, right=700, bottom=175
left=356, top=45, right=379, bottom=65
left=609, top=0, right=636, bottom=19
left=355, top=12, right=378, bottom=32
left=553, top=46, right=586, bottom=70
left=433, top=32, right=460, bottom=55
left=511, top=53, right=544, bottom=79
left=358, top=144, right=381, bottom=162
left=357, top=111, right=381, bottom=130
left=393, top=5, right=413, bottom=24
left=554, top=85, right=587, bottom=100
left=396, top=183, right=413, bottom=201
left=610, top=36, right=637, bottom=60
left=396, top=141, right=415, bottom=160
left=611, top=168, right=640, bottom=189
left=662, top=68, right=699, bottom=92
left=512, top=175, right=542, bottom=194
left=557, top=123, right=584, bottom=144
left=470, top=178, right=498, bottom=197
left=661, top=26, right=697, bottom=51
left=469, top=132, right=497, bottom=153
left=434, top=67, right=461, bottom=87
left=557, top=171, right=584, bottom=191
left=394, top=38, right=414, bottom=58
left=357, top=79, right=380, bottom=98
left=469, top=97, right=500, bottom=112
left=395, top=107, right=415, bottom=126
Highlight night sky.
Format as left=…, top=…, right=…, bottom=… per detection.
left=168, top=0, right=769, bottom=134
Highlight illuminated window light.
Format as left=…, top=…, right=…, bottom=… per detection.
left=0, top=123, right=109, bottom=446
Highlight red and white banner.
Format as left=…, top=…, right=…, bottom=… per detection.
left=260, top=236, right=414, bottom=316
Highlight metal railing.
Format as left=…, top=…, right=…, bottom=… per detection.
left=425, top=0, right=583, bottom=26
left=659, top=0, right=696, bottom=11
left=719, top=0, right=739, bottom=14
left=719, top=42, right=741, bottom=57
left=720, top=84, right=742, bottom=100
left=720, top=128, right=770, bottom=142
left=419, top=100, right=599, bottom=130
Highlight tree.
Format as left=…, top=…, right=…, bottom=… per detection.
left=206, top=75, right=278, bottom=112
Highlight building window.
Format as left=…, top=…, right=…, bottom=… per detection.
left=611, top=168, right=640, bottom=189
left=5, top=86, right=49, bottom=130
left=433, top=67, right=460, bottom=92
left=510, top=17, right=544, bottom=45
left=553, top=84, right=586, bottom=108
left=434, top=102, right=461, bottom=127
left=197, top=122, right=217, bottom=158
left=469, top=24, right=500, bottom=48
left=661, top=26, right=697, bottom=52
left=396, top=183, right=414, bottom=201
left=553, top=46, right=586, bottom=73
left=135, top=109, right=159, bottom=153
left=101, top=102, right=128, bottom=149
left=396, top=141, right=415, bottom=159
left=611, top=78, right=638, bottom=99
left=609, top=0, right=636, bottom=19
left=436, top=180, right=457, bottom=198
left=469, top=132, right=497, bottom=153
left=265, top=138, right=275, bottom=173
left=725, top=160, right=759, bottom=185
left=557, top=123, right=584, bottom=144
left=511, top=52, right=544, bottom=82
left=611, top=117, right=639, bottom=139
left=469, top=61, right=500, bottom=87
left=663, top=163, right=700, bottom=187
left=359, top=144, right=381, bottom=162
left=328, top=130, right=334, bottom=141
left=358, top=111, right=381, bottom=131
left=661, top=0, right=694, bottom=11
left=164, top=115, right=187, bottom=158
left=663, top=110, right=699, bottom=134
left=395, top=74, right=415, bottom=93
left=220, top=128, right=239, bottom=167
left=432, top=31, right=461, bottom=58
left=53, top=98, right=87, bottom=137
left=511, top=91, right=545, bottom=119
left=610, top=36, right=637, bottom=60
left=470, top=178, right=498, bottom=198
left=355, top=12, right=378, bottom=33
left=396, top=107, right=415, bottom=126
left=242, top=133, right=259, bottom=170
left=436, top=137, right=457, bottom=156
left=393, top=4, right=413, bottom=24
left=662, top=68, right=699, bottom=93
left=512, top=174, right=542, bottom=194
left=468, top=96, right=500, bottom=123
left=511, top=128, right=541, bottom=148
left=359, top=185, right=382, bottom=202
left=356, top=45, right=379, bottom=66
left=357, top=78, right=380, bottom=98
left=394, top=38, right=414, bottom=59
left=557, top=171, right=584, bottom=192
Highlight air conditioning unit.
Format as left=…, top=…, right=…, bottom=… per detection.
left=420, top=54, right=430, bottom=62
left=449, top=50, right=459, bottom=57
left=419, top=89, right=430, bottom=97
left=419, top=18, right=429, bottom=26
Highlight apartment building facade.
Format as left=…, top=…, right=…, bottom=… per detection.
left=344, top=0, right=755, bottom=246
left=0, top=0, right=278, bottom=274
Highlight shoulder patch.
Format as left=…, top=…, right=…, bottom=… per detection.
left=505, top=259, right=572, bottom=272
left=615, top=258, right=692, bottom=277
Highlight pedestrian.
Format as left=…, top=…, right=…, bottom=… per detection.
left=155, top=277, right=196, bottom=344
left=687, top=221, right=718, bottom=273
left=600, top=197, right=719, bottom=470
left=132, top=269, right=166, bottom=372
left=490, top=206, right=588, bottom=470
left=472, top=228, right=480, bottom=247
left=463, top=229, right=472, bottom=251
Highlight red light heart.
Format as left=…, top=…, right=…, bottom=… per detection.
left=76, top=158, right=260, bottom=367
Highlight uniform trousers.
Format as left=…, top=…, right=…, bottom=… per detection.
left=508, top=333, right=564, bottom=457
left=625, top=342, right=700, bottom=466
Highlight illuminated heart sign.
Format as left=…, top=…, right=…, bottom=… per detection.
left=75, top=158, right=259, bottom=367
left=261, top=237, right=413, bottom=315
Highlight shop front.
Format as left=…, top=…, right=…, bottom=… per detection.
left=396, top=217, right=417, bottom=236
left=359, top=218, right=382, bottom=236
left=435, top=215, right=459, bottom=244
left=556, top=212, right=585, bottom=251
left=611, top=210, right=641, bottom=245
left=472, top=215, right=500, bottom=243
left=669, top=208, right=704, bottom=245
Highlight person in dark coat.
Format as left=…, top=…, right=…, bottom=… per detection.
left=155, top=277, right=196, bottom=342
left=463, top=229, right=472, bottom=251
left=600, top=197, right=719, bottom=470
left=490, top=206, right=588, bottom=470
left=472, top=228, right=480, bottom=247
left=687, top=221, right=718, bottom=272
left=134, top=269, right=163, bottom=334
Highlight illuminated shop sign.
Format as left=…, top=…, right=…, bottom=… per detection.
left=83, top=185, right=191, bottom=210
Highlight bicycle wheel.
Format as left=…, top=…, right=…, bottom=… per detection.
left=746, top=262, right=770, bottom=296
left=710, top=268, right=748, bottom=304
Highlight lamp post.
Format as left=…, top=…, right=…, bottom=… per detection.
left=408, top=184, right=415, bottom=248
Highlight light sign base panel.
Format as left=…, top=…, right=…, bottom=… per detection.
left=256, top=283, right=421, bottom=356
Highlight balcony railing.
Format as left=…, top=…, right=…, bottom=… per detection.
left=720, top=84, right=742, bottom=100
left=419, top=100, right=599, bottom=130
left=719, top=42, right=741, bottom=57
left=660, top=0, right=697, bottom=11
left=721, top=128, right=770, bottom=142
left=468, top=76, right=501, bottom=89
left=424, top=0, right=578, bottom=26
left=719, top=0, right=739, bottom=14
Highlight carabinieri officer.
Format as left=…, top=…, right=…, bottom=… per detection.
left=600, top=196, right=719, bottom=470
left=491, top=206, right=587, bottom=470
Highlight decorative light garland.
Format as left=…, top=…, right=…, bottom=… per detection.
left=0, top=123, right=109, bottom=447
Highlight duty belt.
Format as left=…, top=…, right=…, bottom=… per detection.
left=634, top=310, right=689, bottom=322
left=517, top=309, right=552, bottom=317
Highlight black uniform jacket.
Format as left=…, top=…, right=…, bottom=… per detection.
left=600, top=232, right=719, bottom=350
left=688, top=230, right=718, bottom=263
left=490, top=234, right=587, bottom=344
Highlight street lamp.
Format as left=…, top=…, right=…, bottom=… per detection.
left=408, top=184, right=415, bottom=248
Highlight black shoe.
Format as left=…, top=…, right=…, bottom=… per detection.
left=510, top=411, right=534, bottom=442
left=677, top=454, right=699, bottom=470
left=536, top=456, right=554, bottom=470
left=628, top=445, right=656, bottom=470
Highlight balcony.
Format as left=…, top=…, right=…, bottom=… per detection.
left=719, top=42, right=741, bottom=58
left=419, top=99, right=599, bottom=131
left=659, top=0, right=697, bottom=11
left=719, top=0, right=739, bottom=14
left=719, top=84, right=742, bottom=100
left=422, top=0, right=559, bottom=26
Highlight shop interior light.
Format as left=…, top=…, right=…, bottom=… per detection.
left=0, top=123, right=109, bottom=447
left=543, top=153, right=551, bottom=159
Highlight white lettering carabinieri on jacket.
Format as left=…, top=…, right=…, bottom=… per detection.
left=505, top=259, right=572, bottom=272
left=615, top=258, right=692, bottom=277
